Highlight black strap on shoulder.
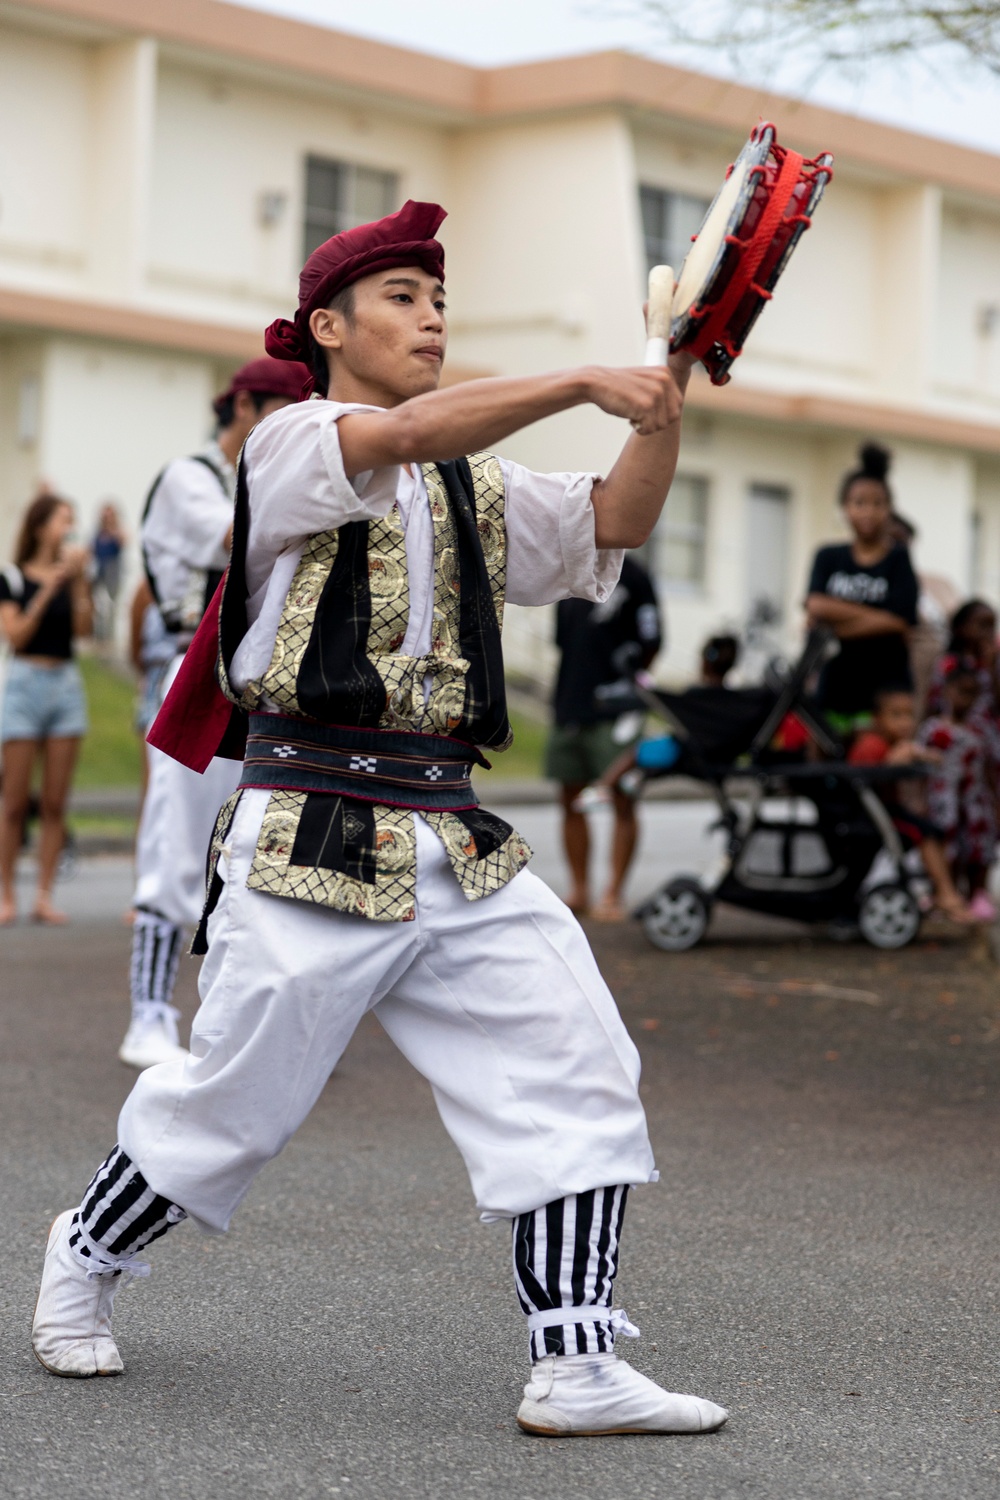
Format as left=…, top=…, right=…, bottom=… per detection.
left=141, top=453, right=231, bottom=613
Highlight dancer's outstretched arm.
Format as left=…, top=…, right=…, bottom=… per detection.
left=337, top=353, right=693, bottom=549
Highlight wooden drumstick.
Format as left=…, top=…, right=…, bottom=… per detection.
left=644, top=264, right=675, bottom=366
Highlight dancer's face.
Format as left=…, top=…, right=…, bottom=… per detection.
left=311, top=266, right=448, bottom=408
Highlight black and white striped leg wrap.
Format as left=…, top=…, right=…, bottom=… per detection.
left=513, top=1186, right=636, bottom=1361
left=130, top=910, right=183, bottom=1022
left=68, top=1146, right=186, bottom=1278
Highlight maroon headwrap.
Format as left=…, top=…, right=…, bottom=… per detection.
left=212, top=355, right=311, bottom=417
left=264, top=199, right=446, bottom=369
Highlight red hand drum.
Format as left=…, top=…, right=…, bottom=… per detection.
left=670, top=122, right=834, bottom=385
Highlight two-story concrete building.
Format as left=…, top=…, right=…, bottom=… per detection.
left=2, top=0, right=1000, bottom=684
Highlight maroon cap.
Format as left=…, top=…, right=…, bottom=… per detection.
left=212, top=356, right=311, bottom=418
left=264, top=199, right=446, bottom=367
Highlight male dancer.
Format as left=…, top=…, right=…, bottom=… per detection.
left=119, top=357, right=307, bottom=1068
left=34, top=202, right=729, bottom=1437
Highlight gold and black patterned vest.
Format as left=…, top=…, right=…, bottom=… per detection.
left=202, top=452, right=531, bottom=929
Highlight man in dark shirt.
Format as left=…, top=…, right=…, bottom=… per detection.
left=545, top=555, right=662, bottom=918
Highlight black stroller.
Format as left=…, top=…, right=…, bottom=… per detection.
left=601, top=631, right=928, bottom=951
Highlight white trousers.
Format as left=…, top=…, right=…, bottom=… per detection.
left=132, top=656, right=242, bottom=928
left=119, top=789, right=656, bottom=1231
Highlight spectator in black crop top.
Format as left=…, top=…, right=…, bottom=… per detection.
left=805, top=443, right=918, bottom=738
left=0, top=491, right=92, bottom=925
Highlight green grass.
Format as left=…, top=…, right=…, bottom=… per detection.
left=73, top=656, right=548, bottom=791
left=67, top=812, right=138, bottom=839
left=474, top=708, right=548, bottom=783
left=76, top=656, right=142, bottom=789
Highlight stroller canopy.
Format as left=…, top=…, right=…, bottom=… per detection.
left=655, top=685, right=779, bottom=766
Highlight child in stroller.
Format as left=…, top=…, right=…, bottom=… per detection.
left=586, top=630, right=951, bottom=951
left=582, top=633, right=741, bottom=796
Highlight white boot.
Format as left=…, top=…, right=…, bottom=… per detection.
left=31, top=1212, right=125, bottom=1378
left=118, top=1005, right=187, bottom=1070
left=516, top=1353, right=728, bottom=1436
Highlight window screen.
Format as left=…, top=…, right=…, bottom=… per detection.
left=639, top=186, right=711, bottom=279
left=303, top=158, right=399, bottom=259
left=652, top=473, right=710, bottom=589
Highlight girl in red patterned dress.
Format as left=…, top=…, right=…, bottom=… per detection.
left=918, top=661, right=999, bottom=921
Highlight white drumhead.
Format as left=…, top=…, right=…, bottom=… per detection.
left=672, top=155, right=751, bottom=320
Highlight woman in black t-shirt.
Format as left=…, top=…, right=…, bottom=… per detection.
left=0, top=491, right=92, bottom=924
left=805, top=443, right=918, bottom=736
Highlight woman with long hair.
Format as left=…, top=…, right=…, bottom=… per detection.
left=0, top=490, right=92, bottom=924
left=805, top=443, right=919, bottom=737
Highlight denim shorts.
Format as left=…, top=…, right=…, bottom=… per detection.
left=1, top=658, right=88, bottom=741
left=134, top=659, right=171, bottom=735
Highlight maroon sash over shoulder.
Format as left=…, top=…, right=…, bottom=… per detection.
left=146, top=578, right=245, bottom=772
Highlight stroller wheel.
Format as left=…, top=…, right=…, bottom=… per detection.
left=858, top=884, right=921, bottom=949
left=640, top=879, right=711, bottom=952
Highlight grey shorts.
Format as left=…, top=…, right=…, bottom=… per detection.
left=1, top=658, right=88, bottom=742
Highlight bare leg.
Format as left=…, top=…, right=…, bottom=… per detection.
left=594, top=789, right=639, bottom=921
left=0, top=739, right=38, bottom=924
left=599, top=747, right=638, bottom=793
left=559, top=783, right=590, bottom=915
left=34, top=736, right=80, bottom=923
left=920, top=837, right=974, bottom=923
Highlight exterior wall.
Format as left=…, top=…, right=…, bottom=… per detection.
left=973, top=463, right=1000, bottom=604
left=146, top=61, right=452, bottom=329
left=933, top=203, right=1000, bottom=415
left=0, top=337, right=48, bottom=562
left=0, top=24, right=93, bottom=298
left=0, top=332, right=217, bottom=589
left=38, top=337, right=215, bottom=531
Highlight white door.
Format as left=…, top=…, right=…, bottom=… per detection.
left=746, top=484, right=791, bottom=627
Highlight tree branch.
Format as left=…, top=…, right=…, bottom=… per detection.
left=621, top=1, right=1000, bottom=75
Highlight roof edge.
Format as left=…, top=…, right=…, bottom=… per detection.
left=687, top=375, right=1000, bottom=455
left=6, top=0, right=1000, bottom=198
left=0, top=283, right=489, bottom=385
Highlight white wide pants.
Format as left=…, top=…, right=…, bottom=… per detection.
left=119, top=790, right=656, bottom=1230
left=132, top=656, right=242, bottom=928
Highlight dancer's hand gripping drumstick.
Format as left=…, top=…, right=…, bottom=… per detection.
left=585, top=263, right=692, bottom=544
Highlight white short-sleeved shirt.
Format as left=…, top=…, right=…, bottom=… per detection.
left=142, top=440, right=235, bottom=638
left=230, top=398, right=623, bottom=692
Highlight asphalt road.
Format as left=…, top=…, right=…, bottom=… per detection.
left=2, top=814, right=999, bottom=1500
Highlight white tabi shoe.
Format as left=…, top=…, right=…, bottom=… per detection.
left=32, top=1211, right=125, bottom=1378
left=118, top=1006, right=187, bottom=1070
left=516, top=1353, right=729, bottom=1437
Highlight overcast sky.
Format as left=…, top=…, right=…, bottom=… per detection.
left=230, top=0, right=1000, bottom=156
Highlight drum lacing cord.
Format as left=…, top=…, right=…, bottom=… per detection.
left=687, top=143, right=804, bottom=363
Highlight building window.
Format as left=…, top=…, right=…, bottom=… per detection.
left=303, top=157, right=398, bottom=259
left=651, top=473, right=709, bottom=589
left=639, top=185, right=711, bottom=278
left=745, top=483, right=791, bottom=625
